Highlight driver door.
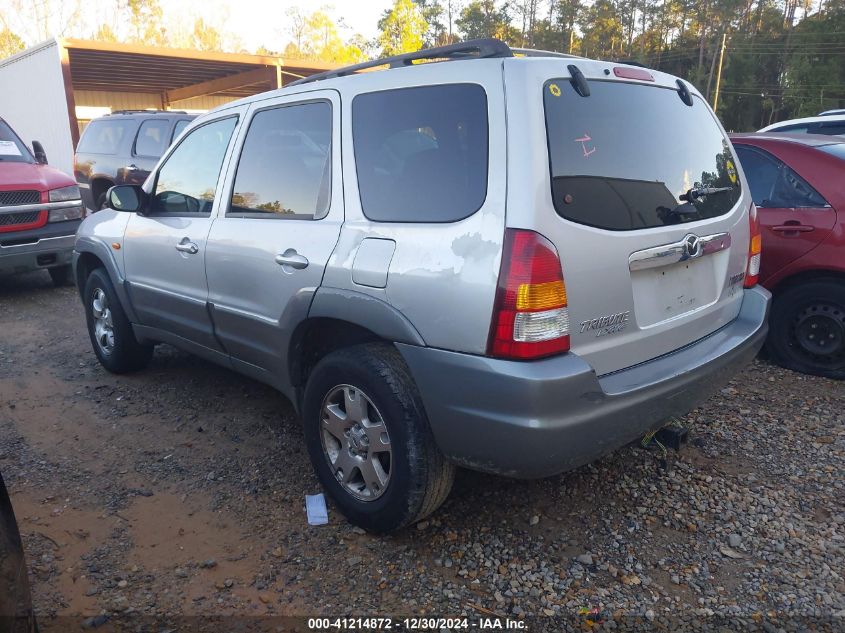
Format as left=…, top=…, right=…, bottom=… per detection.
left=123, top=114, right=241, bottom=351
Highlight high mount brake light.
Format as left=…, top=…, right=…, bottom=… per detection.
left=488, top=229, right=570, bottom=360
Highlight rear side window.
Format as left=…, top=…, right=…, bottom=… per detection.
left=544, top=80, right=741, bottom=230
left=134, top=119, right=170, bottom=157
left=816, top=121, right=845, bottom=136
left=735, top=145, right=828, bottom=208
left=77, top=119, right=133, bottom=154
left=229, top=101, right=331, bottom=219
left=353, top=84, right=488, bottom=223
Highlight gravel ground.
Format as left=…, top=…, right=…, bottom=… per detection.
left=0, top=270, right=843, bottom=631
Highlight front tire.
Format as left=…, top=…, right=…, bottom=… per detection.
left=302, top=343, right=454, bottom=533
left=83, top=268, right=153, bottom=374
left=766, top=279, right=845, bottom=379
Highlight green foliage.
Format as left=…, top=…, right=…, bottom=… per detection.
left=379, top=0, right=430, bottom=56
left=0, top=28, right=25, bottom=60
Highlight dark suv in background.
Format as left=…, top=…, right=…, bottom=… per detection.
left=74, top=111, right=196, bottom=211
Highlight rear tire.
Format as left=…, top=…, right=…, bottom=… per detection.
left=48, top=265, right=72, bottom=287
left=302, top=343, right=454, bottom=533
left=766, top=279, right=845, bottom=379
left=83, top=268, right=153, bottom=374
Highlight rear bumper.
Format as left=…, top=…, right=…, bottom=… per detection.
left=0, top=222, right=80, bottom=274
left=398, top=286, right=771, bottom=478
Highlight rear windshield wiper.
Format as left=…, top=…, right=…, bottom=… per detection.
left=680, top=186, right=735, bottom=202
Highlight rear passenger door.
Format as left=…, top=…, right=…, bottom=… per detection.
left=205, top=91, right=342, bottom=386
left=734, top=144, right=836, bottom=283
left=128, top=118, right=173, bottom=184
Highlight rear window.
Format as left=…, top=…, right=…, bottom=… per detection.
left=77, top=119, right=133, bottom=155
left=544, top=80, right=741, bottom=230
left=818, top=143, right=845, bottom=161
left=352, top=84, right=488, bottom=223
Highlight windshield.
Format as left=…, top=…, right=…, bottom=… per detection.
left=543, top=79, right=741, bottom=230
left=0, top=120, right=34, bottom=164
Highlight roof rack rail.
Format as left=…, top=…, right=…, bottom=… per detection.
left=511, top=47, right=581, bottom=59
left=288, top=38, right=513, bottom=87
left=108, top=109, right=187, bottom=115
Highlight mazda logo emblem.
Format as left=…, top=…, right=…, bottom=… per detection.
left=684, top=234, right=702, bottom=258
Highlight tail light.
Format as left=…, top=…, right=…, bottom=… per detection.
left=744, top=203, right=762, bottom=288
left=488, top=229, right=570, bottom=360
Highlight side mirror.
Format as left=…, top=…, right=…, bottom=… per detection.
left=32, top=141, right=47, bottom=165
left=106, top=185, right=146, bottom=213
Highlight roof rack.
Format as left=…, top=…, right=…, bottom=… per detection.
left=511, top=47, right=581, bottom=59
left=108, top=109, right=188, bottom=115
left=289, top=38, right=513, bottom=87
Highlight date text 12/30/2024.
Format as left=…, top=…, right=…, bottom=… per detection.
left=307, top=617, right=527, bottom=630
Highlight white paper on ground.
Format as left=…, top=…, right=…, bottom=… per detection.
left=305, top=493, right=329, bottom=525
left=0, top=141, right=22, bottom=156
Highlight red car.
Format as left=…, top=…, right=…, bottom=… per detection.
left=731, top=133, right=844, bottom=379
left=0, top=117, right=84, bottom=286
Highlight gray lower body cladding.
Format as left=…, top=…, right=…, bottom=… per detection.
left=397, top=286, right=770, bottom=478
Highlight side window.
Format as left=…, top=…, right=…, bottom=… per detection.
left=172, top=119, right=191, bottom=143
left=76, top=119, right=133, bottom=154
left=772, top=124, right=811, bottom=134
left=229, top=101, right=331, bottom=219
left=771, top=165, right=828, bottom=208
left=151, top=116, right=237, bottom=216
left=817, top=121, right=845, bottom=136
left=352, top=84, right=489, bottom=223
left=134, top=119, right=170, bottom=157
left=734, top=146, right=779, bottom=207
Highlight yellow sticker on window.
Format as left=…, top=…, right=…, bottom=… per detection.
left=549, top=83, right=561, bottom=97
left=726, top=160, right=737, bottom=184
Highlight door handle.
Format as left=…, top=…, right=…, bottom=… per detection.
left=175, top=238, right=199, bottom=254
left=275, top=249, right=309, bottom=270
left=772, top=223, right=814, bottom=233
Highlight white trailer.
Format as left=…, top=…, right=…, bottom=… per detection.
left=0, top=40, right=77, bottom=177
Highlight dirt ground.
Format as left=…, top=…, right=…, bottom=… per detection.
left=1, top=270, right=843, bottom=631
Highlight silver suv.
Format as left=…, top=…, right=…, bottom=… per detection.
left=74, top=39, right=770, bottom=532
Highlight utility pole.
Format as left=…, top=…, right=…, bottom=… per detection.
left=712, top=32, right=727, bottom=113
left=569, top=29, right=575, bottom=54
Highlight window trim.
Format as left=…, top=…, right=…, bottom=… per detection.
left=132, top=118, right=173, bottom=159
left=148, top=114, right=239, bottom=218
left=734, top=143, right=830, bottom=209
left=351, top=82, right=490, bottom=224
left=225, top=98, right=333, bottom=221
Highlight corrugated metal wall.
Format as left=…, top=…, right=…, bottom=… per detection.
left=0, top=41, right=76, bottom=177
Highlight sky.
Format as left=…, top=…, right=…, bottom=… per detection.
left=1, top=0, right=392, bottom=51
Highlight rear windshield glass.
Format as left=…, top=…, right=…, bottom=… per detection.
left=818, top=143, right=845, bottom=161
left=544, top=80, right=741, bottom=230
left=353, top=83, right=488, bottom=223
left=77, top=119, right=133, bottom=155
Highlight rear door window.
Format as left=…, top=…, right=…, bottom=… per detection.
left=734, top=145, right=779, bottom=206
left=735, top=145, right=828, bottom=208
left=543, top=80, right=741, bottom=230
left=352, top=84, right=488, bottom=223
left=229, top=101, right=331, bottom=219
left=134, top=119, right=170, bottom=157
left=77, top=119, right=133, bottom=155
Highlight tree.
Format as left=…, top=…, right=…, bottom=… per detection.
left=92, top=23, right=119, bottom=42
left=125, top=0, right=167, bottom=46
left=190, top=17, right=222, bottom=51
left=456, top=0, right=512, bottom=40
left=0, top=28, right=25, bottom=60
left=378, top=0, right=429, bottom=56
